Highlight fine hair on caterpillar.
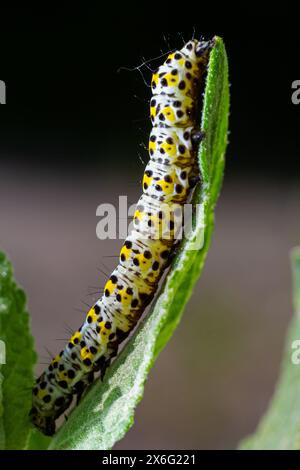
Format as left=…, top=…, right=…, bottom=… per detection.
left=30, top=37, right=214, bottom=436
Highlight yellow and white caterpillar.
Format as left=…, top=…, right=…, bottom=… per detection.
left=30, top=38, right=213, bottom=435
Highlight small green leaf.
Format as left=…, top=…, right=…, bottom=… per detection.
left=0, top=252, right=37, bottom=449
left=49, top=36, right=229, bottom=450
left=239, top=248, right=300, bottom=450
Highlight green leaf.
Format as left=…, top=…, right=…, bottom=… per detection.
left=26, top=428, right=52, bottom=450
left=239, top=248, right=300, bottom=450
left=49, top=36, right=229, bottom=450
left=0, top=252, right=37, bottom=449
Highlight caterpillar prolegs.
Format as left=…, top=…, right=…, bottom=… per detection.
left=30, top=38, right=213, bottom=435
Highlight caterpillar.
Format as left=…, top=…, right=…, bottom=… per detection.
left=30, top=37, right=214, bottom=435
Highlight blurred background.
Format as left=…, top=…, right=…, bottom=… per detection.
left=0, top=7, right=299, bottom=449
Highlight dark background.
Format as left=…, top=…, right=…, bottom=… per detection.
left=0, top=7, right=299, bottom=177
left=0, top=7, right=300, bottom=450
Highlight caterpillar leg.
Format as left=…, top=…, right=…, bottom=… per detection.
left=100, top=359, right=111, bottom=381
left=164, top=246, right=177, bottom=267
left=189, top=129, right=205, bottom=188
left=74, top=371, right=94, bottom=405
